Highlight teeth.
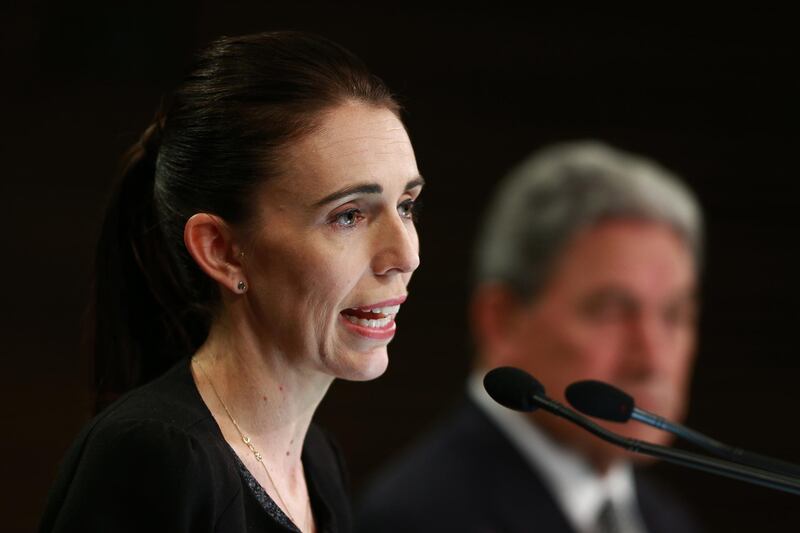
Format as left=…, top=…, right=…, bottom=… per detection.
left=368, top=305, right=401, bottom=315
left=344, top=314, right=394, bottom=328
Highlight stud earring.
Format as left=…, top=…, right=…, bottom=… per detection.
left=236, top=280, right=248, bottom=293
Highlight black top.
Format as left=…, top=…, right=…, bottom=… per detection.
left=357, top=398, right=703, bottom=533
left=39, top=358, right=352, bottom=532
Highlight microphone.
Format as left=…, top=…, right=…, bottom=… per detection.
left=565, top=379, right=800, bottom=478
left=483, top=367, right=800, bottom=495
left=482, top=366, right=545, bottom=412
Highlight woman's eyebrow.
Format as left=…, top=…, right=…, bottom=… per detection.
left=313, top=175, right=425, bottom=207
left=313, top=183, right=382, bottom=207
left=405, top=176, right=425, bottom=190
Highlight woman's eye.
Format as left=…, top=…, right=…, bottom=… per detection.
left=398, top=199, right=420, bottom=220
left=333, top=209, right=363, bottom=228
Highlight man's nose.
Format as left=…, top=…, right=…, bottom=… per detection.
left=624, top=313, right=665, bottom=377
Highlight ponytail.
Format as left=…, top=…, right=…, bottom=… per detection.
left=90, top=113, right=206, bottom=413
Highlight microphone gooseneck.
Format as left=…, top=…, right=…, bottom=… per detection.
left=484, top=367, right=800, bottom=496
left=566, top=379, right=800, bottom=479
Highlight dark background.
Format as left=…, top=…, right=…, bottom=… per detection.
left=3, top=2, right=799, bottom=531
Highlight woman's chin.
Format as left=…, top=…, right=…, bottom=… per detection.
left=335, top=347, right=390, bottom=382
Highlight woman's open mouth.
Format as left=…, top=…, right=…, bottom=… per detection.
left=339, top=300, right=403, bottom=340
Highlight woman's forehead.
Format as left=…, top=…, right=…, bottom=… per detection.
left=271, top=103, right=418, bottom=199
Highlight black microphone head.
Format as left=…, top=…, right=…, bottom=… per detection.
left=483, top=367, right=546, bottom=412
left=565, top=380, right=634, bottom=422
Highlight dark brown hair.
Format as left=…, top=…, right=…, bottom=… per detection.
left=90, top=31, right=400, bottom=411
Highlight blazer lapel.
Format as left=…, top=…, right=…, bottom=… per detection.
left=465, top=400, right=576, bottom=533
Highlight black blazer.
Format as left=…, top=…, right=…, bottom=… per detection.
left=39, top=359, right=352, bottom=532
left=357, top=399, right=702, bottom=533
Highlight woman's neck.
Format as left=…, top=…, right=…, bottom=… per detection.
left=192, top=317, right=334, bottom=471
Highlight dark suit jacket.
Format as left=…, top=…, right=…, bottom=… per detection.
left=39, top=358, right=352, bottom=532
left=357, top=399, right=701, bottom=533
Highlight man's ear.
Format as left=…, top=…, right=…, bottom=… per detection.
left=184, top=213, right=246, bottom=294
left=470, top=283, right=524, bottom=368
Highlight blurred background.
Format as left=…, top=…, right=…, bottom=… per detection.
left=3, top=2, right=798, bottom=531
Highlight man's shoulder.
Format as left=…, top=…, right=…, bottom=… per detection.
left=635, top=469, right=704, bottom=533
left=356, top=399, right=551, bottom=532
left=365, top=400, right=505, bottom=489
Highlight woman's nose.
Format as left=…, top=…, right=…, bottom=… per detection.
left=371, top=212, right=420, bottom=276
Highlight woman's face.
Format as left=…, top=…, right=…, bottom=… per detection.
left=243, top=102, right=422, bottom=381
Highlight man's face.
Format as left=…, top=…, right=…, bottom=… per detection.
left=483, top=219, right=697, bottom=469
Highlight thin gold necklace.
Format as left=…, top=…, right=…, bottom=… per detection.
left=194, top=358, right=311, bottom=531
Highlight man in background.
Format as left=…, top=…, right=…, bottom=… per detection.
left=358, top=141, right=703, bottom=532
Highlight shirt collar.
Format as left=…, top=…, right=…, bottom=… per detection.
left=468, top=369, right=638, bottom=532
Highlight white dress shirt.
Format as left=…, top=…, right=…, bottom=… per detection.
left=468, top=370, right=648, bottom=533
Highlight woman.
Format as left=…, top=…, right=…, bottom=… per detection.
left=40, top=31, right=423, bottom=532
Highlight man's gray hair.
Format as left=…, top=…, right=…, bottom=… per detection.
left=473, top=141, right=703, bottom=298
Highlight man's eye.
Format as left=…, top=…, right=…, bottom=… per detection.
left=664, top=301, right=697, bottom=327
left=587, top=303, right=628, bottom=321
left=579, top=294, right=637, bottom=323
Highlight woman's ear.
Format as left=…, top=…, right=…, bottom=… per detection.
left=184, top=213, right=247, bottom=294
